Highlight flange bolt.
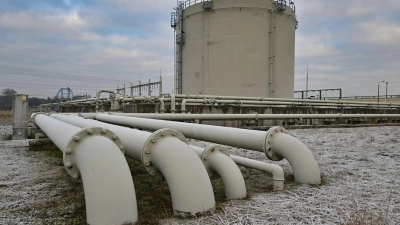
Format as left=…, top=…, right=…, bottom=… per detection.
left=66, top=148, right=72, bottom=155
left=65, top=162, right=73, bottom=168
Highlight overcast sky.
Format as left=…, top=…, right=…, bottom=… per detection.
left=0, top=0, right=399, bottom=99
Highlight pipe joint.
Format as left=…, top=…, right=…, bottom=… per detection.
left=201, top=144, right=230, bottom=179
left=64, top=127, right=125, bottom=181
left=265, top=126, right=287, bottom=161
left=141, top=128, right=188, bottom=179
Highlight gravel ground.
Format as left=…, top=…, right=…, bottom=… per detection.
left=1, top=125, right=399, bottom=224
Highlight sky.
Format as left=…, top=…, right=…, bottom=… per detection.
left=0, top=0, right=399, bottom=99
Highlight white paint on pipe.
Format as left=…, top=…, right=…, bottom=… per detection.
left=60, top=112, right=400, bottom=121
left=191, top=145, right=246, bottom=200
left=74, top=136, right=138, bottom=225
left=229, top=155, right=284, bottom=191
left=32, top=114, right=138, bottom=224
left=96, top=90, right=116, bottom=112
left=267, top=128, right=321, bottom=184
left=50, top=114, right=216, bottom=216
left=97, top=114, right=266, bottom=152
left=95, top=115, right=321, bottom=184
left=150, top=136, right=215, bottom=216
left=121, top=96, right=165, bottom=113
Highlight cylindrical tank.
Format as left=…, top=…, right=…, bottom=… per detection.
left=173, top=0, right=297, bottom=98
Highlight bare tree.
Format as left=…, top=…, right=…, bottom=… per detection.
left=1, top=88, right=17, bottom=96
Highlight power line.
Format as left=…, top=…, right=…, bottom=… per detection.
left=0, top=49, right=162, bottom=78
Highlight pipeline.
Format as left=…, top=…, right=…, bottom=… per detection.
left=121, top=96, right=166, bottom=113
left=191, top=144, right=284, bottom=192
left=50, top=114, right=217, bottom=215
left=96, top=114, right=321, bottom=184
left=179, top=98, right=399, bottom=113
left=95, top=89, right=116, bottom=112
left=62, top=112, right=400, bottom=121
left=170, top=94, right=400, bottom=113
left=32, top=113, right=138, bottom=224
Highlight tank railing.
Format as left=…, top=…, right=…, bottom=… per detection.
left=180, top=0, right=212, bottom=10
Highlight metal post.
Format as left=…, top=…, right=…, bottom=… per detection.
left=12, top=94, right=28, bottom=140
left=386, top=82, right=388, bottom=103
left=378, top=80, right=385, bottom=103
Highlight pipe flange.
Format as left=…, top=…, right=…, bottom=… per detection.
left=64, top=127, right=125, bottom=182
left=201, top=144, right=230, bottom=180
left=264, top=126, right=288, bottom=161
left=141, top=128, right=188, bottom=180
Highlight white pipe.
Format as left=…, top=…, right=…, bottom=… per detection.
left=95, top=115, right=321, bottom=184
left=122, top=96, right=165, bottom=113
left=191, top=145, right=246, bottom=199
left=266, top=127, right=320, bottom=184
left=171, top=94, right=400, bottom=107
left=50, top=114, right=216, bottom=216
left=96, top=90, right=116, bottom=112
left=32, top=114, right=137, bottom=224
left=229, top=155, right=284, bottom=191
left=105, top=113, right=400, bottom=121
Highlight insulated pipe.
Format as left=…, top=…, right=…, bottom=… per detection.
left=95, top=115, right=321, bottom=184
left=191, top=145, right=246, bottom=199
left=50, top=114, right=216, bottom=216
left=96, top=90, right=116, bottom=112
left=32, top=114, right=137, bottom=224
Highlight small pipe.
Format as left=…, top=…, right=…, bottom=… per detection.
left=95, top=90, right=116, bottom=112
left=229, top=155, right=284, bottom=191
left=33, top=114, right=137, bottom=224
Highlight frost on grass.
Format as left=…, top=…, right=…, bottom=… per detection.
left=0, top=141, right=85, bottom=224
left=165, top=126, right=400, bottom=225
left=1, top=125, right=399, bottom=224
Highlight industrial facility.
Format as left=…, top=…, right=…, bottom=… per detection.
left=1, top=1, right=400, bottom=224
left=172, top=0, right=297, bottom=97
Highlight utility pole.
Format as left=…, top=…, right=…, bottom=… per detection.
left=306, top=63, right=309, bottom=99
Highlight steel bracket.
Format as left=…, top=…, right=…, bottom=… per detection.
left=141, top=128, right=188, bottom=180
left=201, top=144, right=230, bottom=180
left=64, top=127, right=125, bottom=181
left=264, top=126, right=288, bottom=161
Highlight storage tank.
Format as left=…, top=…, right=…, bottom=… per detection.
left=171, top=0, right=298, bottom=98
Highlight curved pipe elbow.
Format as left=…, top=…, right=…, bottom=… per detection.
left=230, top=155, right=284, bottom=191
left=266, top=128, right=321, bottom=184
left=158, top=98, right=165, bottom=113
left=150, top=136, right=215, bottom=216
left=206, top=151, right=247, bottom=199
left=190, top=145, right=246, bottom=199
left=74, top=136, right=138, bottom=224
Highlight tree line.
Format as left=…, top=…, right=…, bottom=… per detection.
left=0, top=88, right=51, bottom=110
